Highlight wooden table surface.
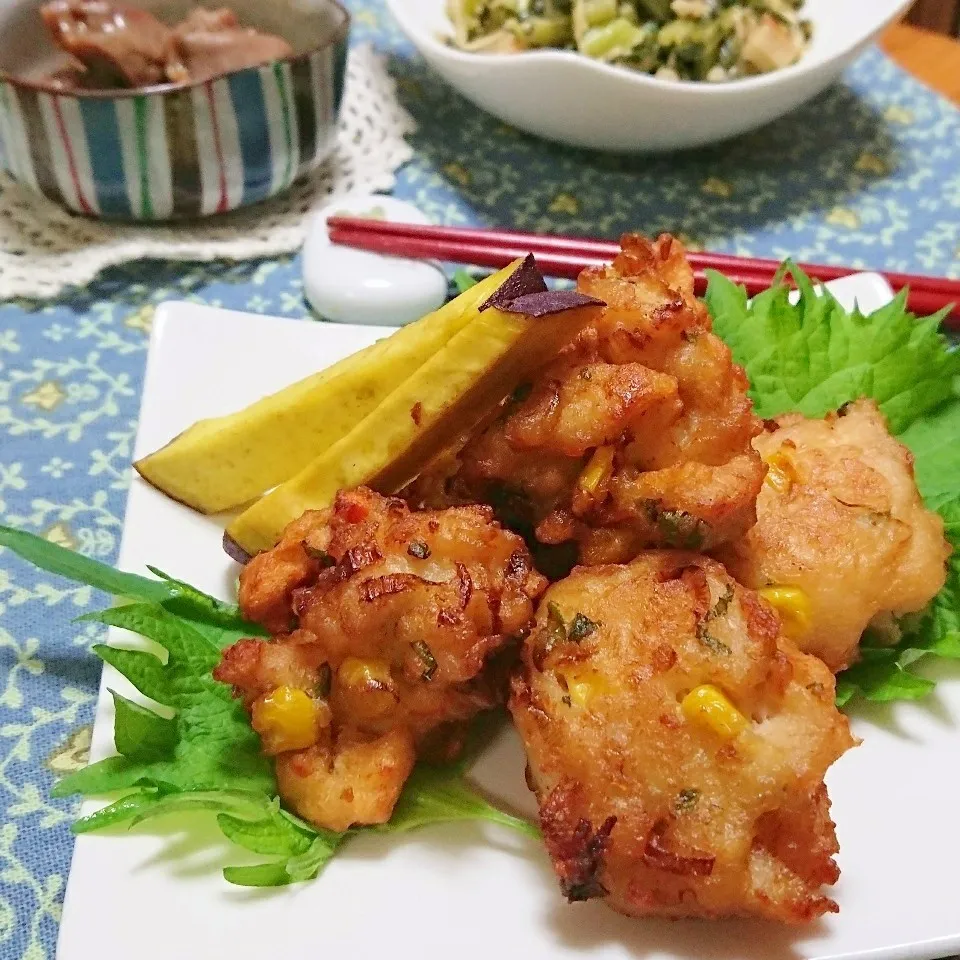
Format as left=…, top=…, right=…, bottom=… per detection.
left=882, top=22, right=960, bottom=104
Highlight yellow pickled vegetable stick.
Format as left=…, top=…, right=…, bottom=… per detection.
left=227, top=289, right=603, bottom=556
left=134, top=261, right=523, bottom=515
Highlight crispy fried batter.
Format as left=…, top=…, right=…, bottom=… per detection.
left=215, top=487, right=547, bottom=831
left=411, top=235, right=764, bottom=568
left=503, top=363, right=680, bottom=458
left=509, top=552, right=855, bottom=923
left=717, top=400, right=951, bottom=672
left=276, top=731, right=417, bottom=831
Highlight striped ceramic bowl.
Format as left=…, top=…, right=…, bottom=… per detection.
left=0, top=0, right=349, bottom=220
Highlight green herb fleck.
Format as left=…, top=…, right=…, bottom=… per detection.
left=315, top=663, right=332, bottom=700
left=656, top=508, right=708, bottom=549
left=546, top=602, right=567, bottom=646
left=407, top=540, right=431, bottom=560
left=712, top=585, right=735, bottom=620
left=534, top=602, right=571, bottom=669
left=304, top=544, right=335, bottom=566
left=697, top=631, right=732, bottom=656
left=643, top=502, right=709, bottom=549
left=694, top=585, right=734, bottom=657
left=568, top=612, right=599, bottom=642
left=675, top=788, right=701, bottom=814
left=411, top=639, right=438, bottom=681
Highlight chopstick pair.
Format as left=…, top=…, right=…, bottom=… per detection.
left=326, top=216, right=960, bottom=329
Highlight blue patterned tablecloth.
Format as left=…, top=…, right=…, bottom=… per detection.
left=1, top=1, right=959, bottom=956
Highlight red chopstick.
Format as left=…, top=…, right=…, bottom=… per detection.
left=327, top=217, right=960, bottom=329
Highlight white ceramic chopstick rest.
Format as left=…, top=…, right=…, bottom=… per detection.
left=302, top=195, right=448, bottom=326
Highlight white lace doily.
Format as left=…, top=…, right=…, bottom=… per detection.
left=0, top=44, right=415, bottom=300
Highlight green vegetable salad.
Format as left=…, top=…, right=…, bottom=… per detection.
left=448, top=0, right=811, bottom=82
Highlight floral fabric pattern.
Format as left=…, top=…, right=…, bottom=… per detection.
left=0, top=1, right=959, bottom=956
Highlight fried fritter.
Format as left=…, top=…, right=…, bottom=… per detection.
left=215, top=487, right=547, bottom=831
left=717, top=400, right=951, bottom=673
left=411, top=235, right=764, bottom=568
left=510, top=552, right=855, bottom=923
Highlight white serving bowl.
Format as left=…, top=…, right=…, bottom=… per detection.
left=384, top=0, right=912, bottom=152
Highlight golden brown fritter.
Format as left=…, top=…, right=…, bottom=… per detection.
left=510, top=552, right=855, bottom=923
left=215, top=487, right=547, bottom=831
left=411, top=235, right=764, bottom=569
left=717, top=400, right=951, bottom=673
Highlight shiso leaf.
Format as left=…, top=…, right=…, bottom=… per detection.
left=94, top=645, right=173, bottom=706
left=222, top=862, right=303, bottom=888
left=221, top=828, right=347, bottom=888
left=452, top=268, right=480, bottom=294
left=217, top=809, right=314, bottom=857
left=705, top=270, right=958, bottom=433
left=705, top=267, right=960, bottom=705
left=109, top=691, right=178, bottom=762
left=383, top=762, right=539, bottom=839
left=0, top=523, right=173, bottom=603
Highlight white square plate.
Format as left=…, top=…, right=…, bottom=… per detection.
left=57, top=274, right=960, bottom=960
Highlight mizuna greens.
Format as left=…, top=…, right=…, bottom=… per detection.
left=447, top=0, right=812, bottom=82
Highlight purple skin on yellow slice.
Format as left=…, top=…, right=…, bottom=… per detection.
left=479, top=254, right=548, bottom=311
left=479, top=255, right=603, bottom=317
left=223, top=532, right=253, bottom=565
left=503, top=290, right=604, bottom=317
